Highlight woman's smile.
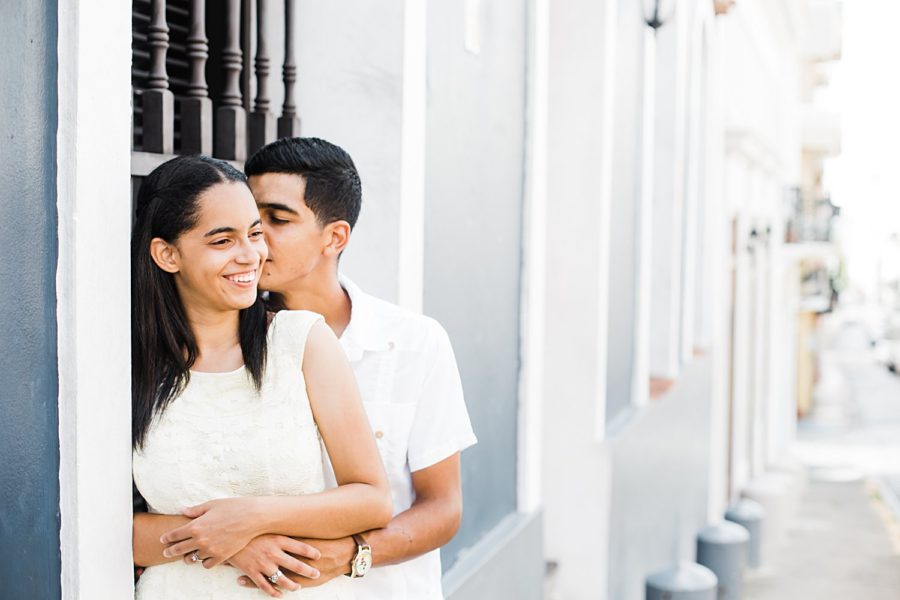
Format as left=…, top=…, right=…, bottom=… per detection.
left=224, top=269, right=258, bottom=287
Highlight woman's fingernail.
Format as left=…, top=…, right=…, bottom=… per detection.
left=311, top=570, right=320, bottom=578
left=238, top=579, right=246, bottom=586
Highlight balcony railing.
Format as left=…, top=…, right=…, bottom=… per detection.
left=131, top=0, right=300, bottom=175
left=784, top=191, right=839, bottom=244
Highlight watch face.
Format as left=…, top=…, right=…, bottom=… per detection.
left=355, top=550, right=372, bottom=576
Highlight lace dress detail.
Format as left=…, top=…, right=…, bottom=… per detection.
left=133, top=310, right=353, bottom=599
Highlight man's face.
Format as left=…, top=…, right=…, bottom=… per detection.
left=248, top=172, right=330, bottom=293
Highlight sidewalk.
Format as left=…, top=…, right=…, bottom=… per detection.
left=747, top=308, right=900, bottom=599
left=744, top=477, right=900, bottom=599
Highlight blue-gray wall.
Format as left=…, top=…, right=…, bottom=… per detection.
left=607, top=358, right=714, bottom=600
left=0, top=1, right=60, bottom=597
left=423, top=0, right=527, bottom=572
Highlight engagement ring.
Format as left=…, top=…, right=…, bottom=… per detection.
left=267, top=569, right=284, bottom=585
left=189, top=551, right=201, bottom=563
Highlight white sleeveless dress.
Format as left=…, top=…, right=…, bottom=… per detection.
left=133, top=310, right=354, bottom=600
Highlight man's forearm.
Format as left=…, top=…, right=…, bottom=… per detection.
left=364, top=495, right=461, bottom=567
left=286, top=495, right=460, bottom=588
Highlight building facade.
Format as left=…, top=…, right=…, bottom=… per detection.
left=0, top=0, right=841, bottom=598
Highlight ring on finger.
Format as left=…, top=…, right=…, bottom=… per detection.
left=189, top=551, right=201, bottom=563
left=267, top=569, right=284, bottom=585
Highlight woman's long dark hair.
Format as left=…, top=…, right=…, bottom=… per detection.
left=132, top=155, right=268, bottom=448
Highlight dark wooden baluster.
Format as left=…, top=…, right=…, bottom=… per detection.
left=277, top=0, right=300, bottom=138
left=215, top=0, right=247, bottom=160
left=248, top=0, right=275, bottom=155
left=181, top=0, right=212, bottom=154
left=143, top=0, right=174, bottom=153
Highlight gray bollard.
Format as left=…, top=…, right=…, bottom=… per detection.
left=725, top=499, right=766, bottom=569
left=646, top=563, right=718, bottom=600
left=697, top=521, right=750, bottom=600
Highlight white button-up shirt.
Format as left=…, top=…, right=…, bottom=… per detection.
left=326, top=275, right=477, bottom=600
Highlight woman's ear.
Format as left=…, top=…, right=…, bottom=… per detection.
left=149, top=238, right=181, bottom=273
left=323, top=221, right=351, bottom=257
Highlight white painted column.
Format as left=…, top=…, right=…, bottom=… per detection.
left=727, top=157, right=753, bottom=496
left=517, top=0, right=549, bottom=515
left=632, top=24, right=657, bottom=407
left=704, top=18, right=732, bottom=519
left=396, top=0, right=427, bottom=313
left=605, top=1, right=651, bottom=421
left=680, top=27, right=707, bottom=364
left=746, top=169, right=770, bottom=479
left=648, top=16, right=688, bottom=380
left=760, top=175, right=788, bottom=466
left=541, top=0, right=616, bottom=596
left=767, top=204, right=794, bottom=463
left=752, top=212, right=769, bottom=476
left=57, top=0, right=134, bottom=597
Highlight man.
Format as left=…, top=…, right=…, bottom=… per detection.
left=242, top=137, right=477, bottom=599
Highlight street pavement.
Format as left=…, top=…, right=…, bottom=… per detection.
left=746, top=306, right=900, bottom=599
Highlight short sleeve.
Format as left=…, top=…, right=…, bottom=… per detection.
left=270, top=309, right=325, bottom=365
left=406, top=319, right=478, bottom=472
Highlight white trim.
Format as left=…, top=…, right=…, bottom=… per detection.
left=632, top=27, right=657, bottom=409
left=704, top=18, right=732, bottom=520
left=680, top=23, right=705, bottom=364
left=648, top=19, right=686, bottom=380
left=397, top=0, right=427, bottom=313
left=57, top=0, right=134, bottom=597
left=516, top=0, right=549, bottom=514
left=592, top=0, right=617, bottom=440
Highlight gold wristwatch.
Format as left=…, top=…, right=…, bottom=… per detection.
left=347, top=534, right=372, bottom=578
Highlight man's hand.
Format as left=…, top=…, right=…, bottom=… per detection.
left=236, top=536, right=356, bottom=590
left=160, top=498, right=264, bottom=567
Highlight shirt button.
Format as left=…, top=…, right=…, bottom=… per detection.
left=375, top=430, right=384, bottom=439
left=387, top=341, right=395, bottom=350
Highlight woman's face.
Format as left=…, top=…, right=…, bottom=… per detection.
left=154, top=182, right=268, bottom=314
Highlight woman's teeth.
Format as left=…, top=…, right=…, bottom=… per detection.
left=226, top=271, right=256, bottom=283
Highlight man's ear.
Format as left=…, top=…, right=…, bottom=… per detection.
left=323, top=221, right=351, bottom=257
left=149, top=238, right=181, bottom=274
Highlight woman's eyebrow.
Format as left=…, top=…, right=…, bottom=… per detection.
left=204, top=219, right=262, bottom=237
left=258, top=202, right=300, bottom=215
left=204, top=226, right=236, bottom=237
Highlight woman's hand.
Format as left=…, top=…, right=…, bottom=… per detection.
left=183, top=534, right=322, bottom=598
left=236, top=536, right=356, bottom=590
left=159, top=498, right=265, bottom=567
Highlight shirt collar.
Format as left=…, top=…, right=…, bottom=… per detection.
left=339, top=274, right=393, bottom=360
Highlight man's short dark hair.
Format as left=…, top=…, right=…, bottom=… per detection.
left=245, top=137, right=362, bottom=229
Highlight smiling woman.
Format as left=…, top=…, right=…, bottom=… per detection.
left=130, top=155, right=269, bottom=446
left=129, top=155, right=392, bottom=599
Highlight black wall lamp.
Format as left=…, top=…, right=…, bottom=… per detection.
left=643, top=0, right=675, bottom=30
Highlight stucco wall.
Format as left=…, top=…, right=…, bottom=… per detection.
left=0, top=1, right=60, bottom=596
left=292, top=1, right=408, bottom=303
left=607, top=357, right=714, bottom=600
left=422, top=0, right=528, bottom=572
